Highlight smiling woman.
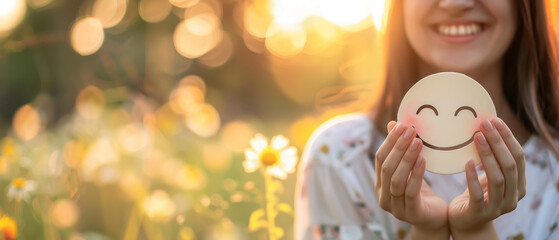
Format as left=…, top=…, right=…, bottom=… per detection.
left=295, top=0, right=559, bottom=239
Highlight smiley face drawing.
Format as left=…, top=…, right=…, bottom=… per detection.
left=397, top=72, right=497, bottom=174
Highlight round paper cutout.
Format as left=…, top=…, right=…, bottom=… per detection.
left=397, top=72, right=497, bottom=174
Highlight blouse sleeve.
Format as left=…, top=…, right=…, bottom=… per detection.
left=294, top=114, right=400, bottom=240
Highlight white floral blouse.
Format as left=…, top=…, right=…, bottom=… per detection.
left=295, top=113, right=559, bottom=240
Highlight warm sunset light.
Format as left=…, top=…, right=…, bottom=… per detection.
left=371, top=0, right=388, bottom=31
left=265, top=24, right=306, bottom=58
left=6, top=0, right=554, bottom=239
left=267, top=0, right=387, bottom=29
left=319, top=0, right=371, bottom=27
left=270, top=0, right=309, bottom=26
left=0, top=0, right=26, bottom=37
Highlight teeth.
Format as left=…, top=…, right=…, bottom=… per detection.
left=437, top=23, right=483, bottom=36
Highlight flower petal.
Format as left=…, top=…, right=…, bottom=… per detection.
left=271, top=135, right=289, bottom=151
left=25, top=181, right=36, bottom=192
left=280, top=146, right=297, bottom=159
left=267, top=166, right=287, bottom=179
left=244, top=148, right=258, bottom=161
left=280, top=156, right=297, bottom=173
left=250, top=134, right=268, bottom=153
left=243, top=159, right=260, bottom=173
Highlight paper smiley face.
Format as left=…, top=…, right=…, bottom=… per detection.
left=397, top=72, right=497, bottom=174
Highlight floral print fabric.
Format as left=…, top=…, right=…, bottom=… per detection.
left=295, top=113, right=559, bottom=240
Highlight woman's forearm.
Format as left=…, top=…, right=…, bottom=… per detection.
left=450, top=221, right=498, bottom=240
left=409, top=225, right=450, bottom=240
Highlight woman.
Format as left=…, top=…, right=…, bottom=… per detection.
left=295, top=0, right=559, bottom=239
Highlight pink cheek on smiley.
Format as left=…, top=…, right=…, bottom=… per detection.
left=400, top=114, right=424, bottom=137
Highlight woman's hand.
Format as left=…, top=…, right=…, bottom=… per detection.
left=448, top=118, right=526, bottom=239
left=375, top=121, right=449, bottom=238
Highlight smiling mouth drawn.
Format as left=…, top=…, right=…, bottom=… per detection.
left=417, top=131, right=480, bottom=151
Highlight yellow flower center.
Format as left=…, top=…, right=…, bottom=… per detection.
left=12, top=178, right=25, bottom=188
left=259, top=148, right=279, bottom=166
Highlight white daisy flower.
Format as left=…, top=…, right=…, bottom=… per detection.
left=243, top=134, right=298, bottom=179
left=7, top=178, right=36, bottom=202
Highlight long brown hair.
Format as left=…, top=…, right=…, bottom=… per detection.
left=371, top=0, right=559, bottom=156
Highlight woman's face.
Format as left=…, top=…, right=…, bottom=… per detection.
left=403, top=0, right=517, bottom=74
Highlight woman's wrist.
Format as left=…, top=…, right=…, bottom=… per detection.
left=450, top=221, right=498, bottom=240
left=410, top=224, right=450, bottom=240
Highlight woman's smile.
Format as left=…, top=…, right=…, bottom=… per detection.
left=433, top=21, right=488, bottom=44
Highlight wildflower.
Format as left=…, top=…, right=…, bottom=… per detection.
left=243, top=134, right=298, bottom=179
left=0, top=216, right=17, bottom=240
left=7, top=178, right=36, bottom=202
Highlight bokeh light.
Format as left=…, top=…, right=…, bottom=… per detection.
left=76, top=86, right=105, bottom=119
left=185, top=0, right=222, bottom=20
left=70, top=18, right=105, bottom=56
left=91, top=0, right=127, bottom=28
left=0, top=0, right=26, bottom=37
left=185, top=103, right=220, bottom=137
left=302, top=18, right=341, bottom=55
left=169, top=0, right=199, bottom=8
left=271, top=0, right=309, bottom=26
left=116, top=123, right=151, bottom=154
left=50, top=199, right=80, bottom=228
left=28, top=0, right=54, bottom=9
left=176, top=164, right=207, bottom=190
left=243, top=1, right=272, bottom=39
left=220, top=120, right=255, bottom=153
left=173, top=13, right=223, bottom=59
left=319, top=0, right=371, bottom=27
left=198, top=33, right=234, bottom=68
left=82, top=138, right=118, bottom=181
left=169, top=85, right=205, bottom=115
left=13, top=104, right=41, bottom=141
left=143, top=190, right=176, bottom=222
left=139, top=0, right=172, bottom=23
left=63, top=140, right=86, bottom=169
left=202, top=143, right=231, bottom=173
left=265, top=24, right=306, bottom=58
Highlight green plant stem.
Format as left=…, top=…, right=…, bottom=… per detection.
left=264, top=169, right=277, bottom=240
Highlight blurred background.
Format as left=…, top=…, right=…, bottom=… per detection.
left=0, top=0, right=557, bottom=239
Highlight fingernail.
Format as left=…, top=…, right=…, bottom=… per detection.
left=483, top=119, right=494, bottom=131
left=414, top=157, right=423, bottom=168
left=403, top=126, right=414, bottom=140
left=393, top=123, right=402, bottom=134
left=477, top=133, right=487, bottom=145
left=492, top=118, right=503, bottom=129
left=409, top=139, right=419, bottom=151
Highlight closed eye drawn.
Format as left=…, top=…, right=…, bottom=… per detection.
left=454, top=106, right=477, bottom=118
left=416, top=104, right=438, bottom=116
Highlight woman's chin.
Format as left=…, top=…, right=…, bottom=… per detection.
left=431, top=59, right=485, bottom=75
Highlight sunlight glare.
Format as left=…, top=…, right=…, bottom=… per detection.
left=371, top=0, right=388, bottom=31
left=0, top=0, right=26, bottom=37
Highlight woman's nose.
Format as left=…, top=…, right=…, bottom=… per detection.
left=439, top=0, right=475, bottom=15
